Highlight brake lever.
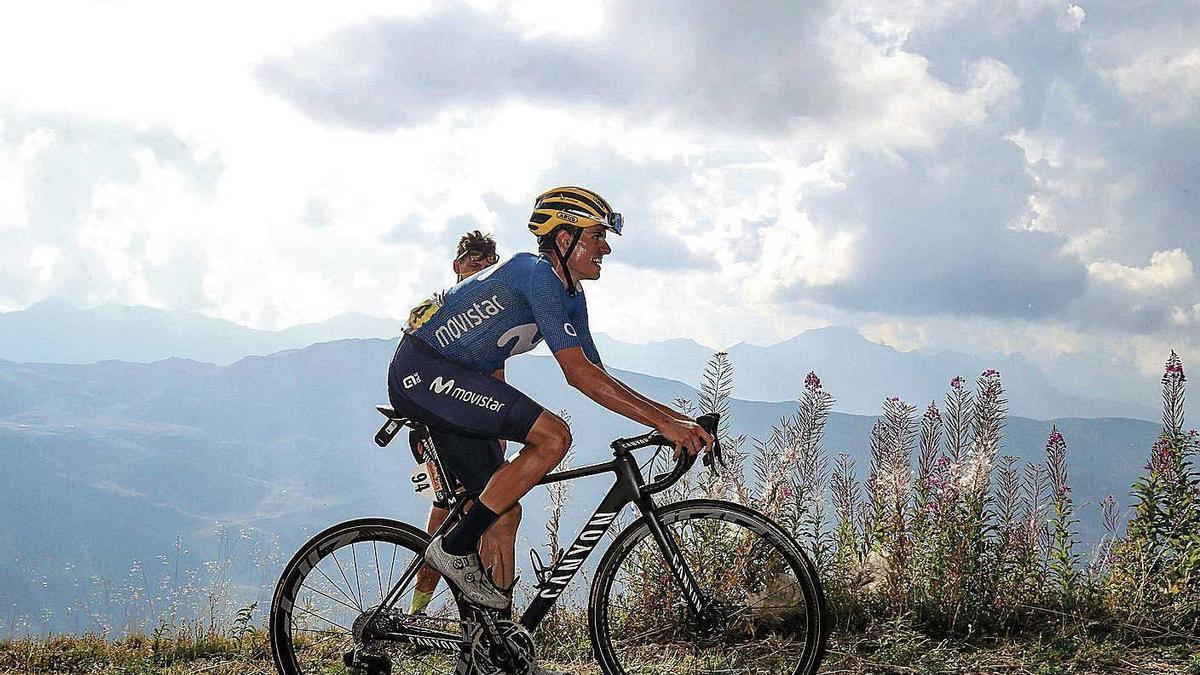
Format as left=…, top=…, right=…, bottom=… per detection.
left=701, top=437, right=725, bottom=475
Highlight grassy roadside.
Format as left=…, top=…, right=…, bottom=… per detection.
left=2, top=625, right=1197, bottom=675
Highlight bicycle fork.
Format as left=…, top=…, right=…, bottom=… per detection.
left=633, top=494, right=709, bottom=617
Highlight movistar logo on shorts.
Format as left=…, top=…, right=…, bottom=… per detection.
left=429, top=376, right=507, bottom=412
left=434, top=295, right=506, bottom=348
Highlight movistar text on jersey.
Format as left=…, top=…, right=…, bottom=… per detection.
left=433, top=295, right=506, bottom=347
left=429, top=376, right=507, bottom=412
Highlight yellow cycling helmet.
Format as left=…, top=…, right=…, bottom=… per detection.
left=527, top=186, right=623, bottom=237
left=528, top=186, right=622, bottom=296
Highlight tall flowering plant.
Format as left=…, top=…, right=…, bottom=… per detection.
left=1045, top=426, right=1079, bottom=600
left=792, top=372, right=835, bottom=565
left=1112, top=351, right=1200, bottom=627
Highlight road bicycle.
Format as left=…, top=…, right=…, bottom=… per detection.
left=269, top=409, right=828, bottom=674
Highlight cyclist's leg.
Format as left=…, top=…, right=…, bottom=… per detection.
left=412, top=502, right=520, bottom=612
left=425, top=431, right=520, bottom=583
left=480, top=502, right=521, bottom=588
left=427, top=425, right=516, bottom=566
left=475, top=411, right=570, bottom=513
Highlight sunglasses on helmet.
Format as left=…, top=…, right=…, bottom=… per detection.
left=599, top=212, right=623, bottom=235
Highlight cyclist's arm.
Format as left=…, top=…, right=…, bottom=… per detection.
left=556, top=349, right=710, bottom=455
left=606, top=370, right=690, bottom=423
left=555, top=348, right=675, bottom=429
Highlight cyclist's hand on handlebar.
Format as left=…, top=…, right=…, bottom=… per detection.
left=658, top=418, right=715, bottom=459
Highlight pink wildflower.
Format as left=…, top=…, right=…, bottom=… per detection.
left=1163, top=356, right=1186, bottom=384
left=1146, top=438, right=1177, bottom=476
left=804, top=371, right=822, bottom=393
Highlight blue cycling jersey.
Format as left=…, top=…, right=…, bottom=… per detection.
left=405, top=252, right=602, bottom=373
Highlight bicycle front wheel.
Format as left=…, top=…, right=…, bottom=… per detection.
left=588, top=499, right=828, bottom=675
left=269, top=518, right=467, bottom=675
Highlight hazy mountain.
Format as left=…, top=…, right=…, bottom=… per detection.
left=592, top=333, right=715, bottom=385
left=0, top=338, right=1165, bottom=633
left=596, top=326, right=1158, bottom=422
left=0, top=298, right=399, bottom=365
left=3, top=300, right=1157, bottom=421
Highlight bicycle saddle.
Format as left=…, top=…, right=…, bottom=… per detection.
left=375, top=404, right=404, bottom=420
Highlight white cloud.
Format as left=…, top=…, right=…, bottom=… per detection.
left=0, top=0, right=1195, bottom=391
left=1088, top=249, right=1194, bottom=293
left=1107, top=47, right=1200, bottom=124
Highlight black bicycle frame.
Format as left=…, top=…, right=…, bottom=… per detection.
left=370, top=441, right=709, bottom=645
left=520, top=448, right=704, bottom=628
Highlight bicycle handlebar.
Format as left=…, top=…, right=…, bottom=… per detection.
left=610, top=413, right=723, bottom=494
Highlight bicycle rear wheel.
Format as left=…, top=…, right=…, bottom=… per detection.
left=588, top=499, right=828, bottom=675
left=269, top=518, right=467, bottom=675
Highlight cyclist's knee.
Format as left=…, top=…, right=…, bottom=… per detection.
left=530, top=412, right=571, bottom=457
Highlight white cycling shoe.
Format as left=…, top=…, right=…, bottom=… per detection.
left=424, top=535, right=510, bottom=610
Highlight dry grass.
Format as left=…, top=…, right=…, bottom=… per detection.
left=2, top=623, right=1197, bottom=674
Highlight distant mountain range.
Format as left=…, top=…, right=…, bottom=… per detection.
left=0, top=298, right=400, bottom=365
left=0, top=336, right=1165, bottom=633
left=0, top=300, right=1161, bottom=421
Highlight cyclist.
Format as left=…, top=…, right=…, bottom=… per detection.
left=388, top=186, right=713, bottom=615
left=409, top=230, right=517, bottom=617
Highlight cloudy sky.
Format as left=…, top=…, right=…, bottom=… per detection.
left=1, top=0, right=1197, bottom=391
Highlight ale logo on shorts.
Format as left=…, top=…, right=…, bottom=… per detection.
left=403, top=372, right=422, bottom=389
left=429, top=376, right=506, bottom=412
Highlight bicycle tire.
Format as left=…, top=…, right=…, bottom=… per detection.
left=588, top=499, right=828, bottom=675
left=269, top=518, right=467, bottom=675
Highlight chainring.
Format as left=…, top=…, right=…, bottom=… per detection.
left=469, top=619, right=536, bottom=675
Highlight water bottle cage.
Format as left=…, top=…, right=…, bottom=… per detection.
left=528, top=548, right=552, bottom=587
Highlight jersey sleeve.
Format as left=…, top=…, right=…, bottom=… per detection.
left=526, top=260, right=588, bottom=356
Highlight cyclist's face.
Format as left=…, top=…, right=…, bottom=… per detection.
left=565, top=227, right=611, bottom=282
left=454, top=249, right=498, bottom=281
